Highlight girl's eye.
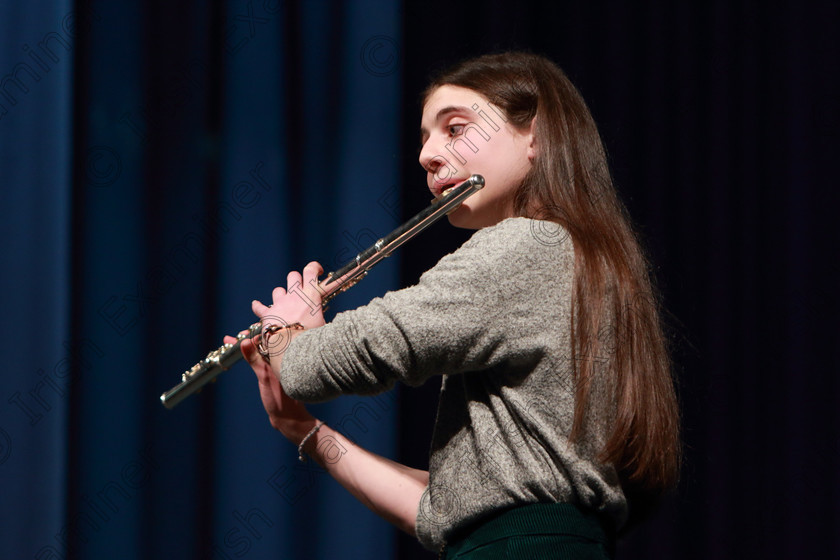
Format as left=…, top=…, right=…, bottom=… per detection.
left=448, top=124, right=466, bottom=136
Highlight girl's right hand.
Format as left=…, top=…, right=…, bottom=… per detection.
left=223, top=333, right=319, bottom=445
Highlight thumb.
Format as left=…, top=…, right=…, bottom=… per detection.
left=240, top=337, right=262, bottom=366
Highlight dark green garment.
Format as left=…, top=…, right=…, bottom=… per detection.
left=442, top=503, right=615, bottom=559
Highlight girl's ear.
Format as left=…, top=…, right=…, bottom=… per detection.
left=526, top=117, right=537, bottom=161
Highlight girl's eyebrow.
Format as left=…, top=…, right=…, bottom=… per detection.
left=419, top=105, right=473, bottom=144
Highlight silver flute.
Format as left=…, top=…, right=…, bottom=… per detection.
left=160, top=174, right=485, bottom=409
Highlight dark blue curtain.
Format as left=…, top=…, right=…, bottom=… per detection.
left=2, top=1, right=401, bottom=558
left=0, top=0, right=75, bottom=554
left=3, top=1, right=839, bottom=559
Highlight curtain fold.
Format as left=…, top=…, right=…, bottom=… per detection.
left=2, top=1, right=401, bottom=559
left=0, top=0, right=74, bottom=556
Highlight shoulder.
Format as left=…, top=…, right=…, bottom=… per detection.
left=471, top=216, right=572, bottom=246
left=452, top=217, right=575, bottom=271
left=414, top=217, right=575, bottom=301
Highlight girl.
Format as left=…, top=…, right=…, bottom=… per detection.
left=227, top=52, right=680, bottom=558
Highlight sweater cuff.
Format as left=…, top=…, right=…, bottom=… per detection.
left=415, top=483, right=464, bottom=552
left=278, top=327, right=340, bottom=402
left=414, top=484, right=438, bottom=551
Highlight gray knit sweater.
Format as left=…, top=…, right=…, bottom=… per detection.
left=279, top=217, right=627, bottom=551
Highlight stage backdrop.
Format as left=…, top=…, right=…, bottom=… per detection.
left=1, top=1, right=402, bottom=558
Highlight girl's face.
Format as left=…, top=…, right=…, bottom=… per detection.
left=419, top=85, right=535, bottom=229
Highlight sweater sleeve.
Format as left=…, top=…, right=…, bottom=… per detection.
left=278, top=219, right=558, bottom=402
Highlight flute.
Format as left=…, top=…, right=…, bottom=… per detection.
left=159, top=174, right=485, bottom=409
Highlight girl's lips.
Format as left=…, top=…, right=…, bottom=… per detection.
left=430, top=178, right=467, bottom=199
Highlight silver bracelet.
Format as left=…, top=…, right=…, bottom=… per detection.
left=298, top=421, right=324, bottom=462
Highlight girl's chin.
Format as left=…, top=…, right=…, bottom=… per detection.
left=446, top=215, right=478, bottom=230
left=446, top=205, right=501, bottom=230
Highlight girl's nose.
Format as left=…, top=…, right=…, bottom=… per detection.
left=419, top=140, right=440, bottom=174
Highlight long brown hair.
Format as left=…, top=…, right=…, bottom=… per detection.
left=424, top=52, right=681, bottom=497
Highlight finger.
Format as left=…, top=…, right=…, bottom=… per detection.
left=244, top=338, right=282, bottom=410
left=261, top=292, right=288, bottom=330
left=271, top=286, right=287, bottom=304
left=303, top=261, right=324, bottom=296
left=240, top=337, right=262, bottom=367
left=267, top=372, right=286, bottom=411
left=254, top=364, right=282, bottom=418
left=243, top=343, right=281, bottom=406
left=287, top=270, right=303, bottom=292
left=252, top=298, right=271, bottom=318
left=223, top=335, right=237, bottom=345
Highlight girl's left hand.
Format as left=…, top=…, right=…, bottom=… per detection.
left=251, top=261, right=327, bottom=373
